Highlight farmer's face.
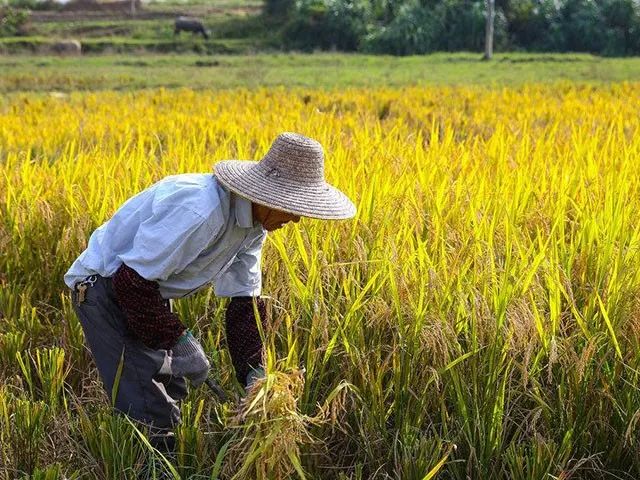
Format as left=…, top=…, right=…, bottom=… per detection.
left=252, top=203, right=301, bottom=231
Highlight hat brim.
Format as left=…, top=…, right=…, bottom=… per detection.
left=214, top=160, right=356, bottom=220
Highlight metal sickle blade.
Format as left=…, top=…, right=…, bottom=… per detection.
left=204, top=377, right=229, bottom=403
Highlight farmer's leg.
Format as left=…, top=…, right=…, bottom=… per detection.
left=71, top=275, right=188, bottom=438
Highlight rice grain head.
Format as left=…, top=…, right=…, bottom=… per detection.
left=224, top=367, right=316, bottom=480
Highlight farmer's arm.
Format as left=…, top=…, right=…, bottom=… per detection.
left=112, top=264, right=185, bottom=350
left=112, top=203, right=219, bottom=350
left=215, top=233, right=267, bottom=387
left=224, top=296, right=267, bottom=386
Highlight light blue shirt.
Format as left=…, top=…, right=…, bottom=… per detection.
left=64, top=174, right=267, bottom=299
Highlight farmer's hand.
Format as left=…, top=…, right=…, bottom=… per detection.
left=160, top=330, right=210, bottom=387
left=245, top=366, right=266, bottom=390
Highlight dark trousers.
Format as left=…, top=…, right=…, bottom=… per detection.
left=71, top=275, right=187, bottom=432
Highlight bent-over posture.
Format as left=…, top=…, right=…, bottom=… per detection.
left=64, top=132, right=356, bottom=450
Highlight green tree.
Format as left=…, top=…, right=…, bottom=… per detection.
left=0, top=5, right=29, bottom=36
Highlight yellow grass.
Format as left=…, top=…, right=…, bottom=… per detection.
left=1, top=84, right=640, bottom=478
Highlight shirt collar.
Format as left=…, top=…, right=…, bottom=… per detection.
left=233, top=192, right=255, bottom=228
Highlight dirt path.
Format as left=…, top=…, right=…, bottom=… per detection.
left=30, top=5, right=262, bottom=22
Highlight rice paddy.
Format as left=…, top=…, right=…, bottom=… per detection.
left=1, top=83, right=640, bottom=478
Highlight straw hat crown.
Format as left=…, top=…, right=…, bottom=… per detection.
left=214, top=132, right=356, bottom=220
left=258, top=133, right=325, bottom=185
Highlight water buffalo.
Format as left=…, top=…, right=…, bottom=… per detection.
left=50, top=39, right=82, bottom=55
left=174, top=17, right=209, bottom=39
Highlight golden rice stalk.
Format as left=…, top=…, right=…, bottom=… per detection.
left=223, top=367, right=318, bottom=480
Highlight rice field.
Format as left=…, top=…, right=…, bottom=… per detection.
left=1, top=84, right=640, bottom=479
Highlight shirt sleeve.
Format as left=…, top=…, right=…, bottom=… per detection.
left=224, top=296, right=267, bottom=386
left=214, top=232, right=266, bottom=297
left=112, top=263, right=185, bottom=350
left=117, top=203, right=219, bottom=282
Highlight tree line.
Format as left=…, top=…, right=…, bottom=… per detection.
left=265, top=0, right=640, bottom=56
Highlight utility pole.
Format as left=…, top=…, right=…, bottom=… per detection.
left=483, top=0, right=495, bottom=60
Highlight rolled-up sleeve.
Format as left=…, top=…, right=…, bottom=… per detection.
left=117, top=204, right=218, bottom=282
left=214, top=232, right=266, bottom=297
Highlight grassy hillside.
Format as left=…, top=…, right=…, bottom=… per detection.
left=2, top=0, right=271, bottom=54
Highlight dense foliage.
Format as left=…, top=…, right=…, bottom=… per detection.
left=0, top=6, right=29, bottom=36
left=268, top=0, right=640, bottom=55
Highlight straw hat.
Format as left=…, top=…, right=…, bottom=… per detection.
left=214, top=132, right=356, bottom=220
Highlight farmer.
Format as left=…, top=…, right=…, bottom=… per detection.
left=64, top=132, right=356, bottom=450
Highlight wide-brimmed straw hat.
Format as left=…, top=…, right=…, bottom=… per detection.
left=214, top=132, right=356, bottom=220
